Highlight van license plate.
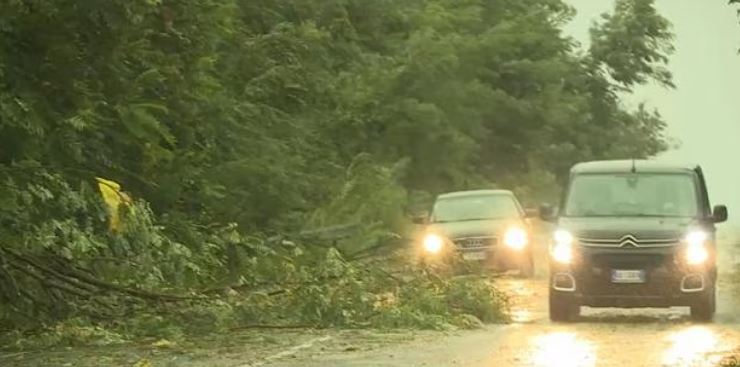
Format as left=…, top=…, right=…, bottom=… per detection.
left=463, top=252, right=486, bottom=261
left=611, top=269, right=646, bottom=283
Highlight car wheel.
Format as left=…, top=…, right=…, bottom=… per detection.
left=690, top=284, right=716, bottom=322
left=549, top=291, right=579, bottom=322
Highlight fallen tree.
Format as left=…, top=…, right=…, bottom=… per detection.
left=0, top=176, right=508, bottom=346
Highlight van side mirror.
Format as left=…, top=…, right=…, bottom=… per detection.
left=539, top=204, right=556, bottom=222
left=712, top=205, right=728, bottom=223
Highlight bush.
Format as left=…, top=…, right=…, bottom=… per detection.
left=269, top=248, right=509, bottom=330
left=443, top=278, right=509, bottom=323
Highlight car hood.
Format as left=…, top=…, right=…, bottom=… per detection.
left=557, top=216, right=700, bottom=241
left=427, top=218, right=520, bottom=239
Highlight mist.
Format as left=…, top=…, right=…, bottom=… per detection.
left=565, top=0, right=740, bottom=231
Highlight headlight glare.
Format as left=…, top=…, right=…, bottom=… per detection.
left=686, top=244, right=709, bottom=265
left=685, top=230, right=708, bottom=247
left=423, top=234, right=444, bottom=254
left=684, top=230, right=709, bottom=265
left=552, top=243, right=573, bottom=264
left=504, top=227, right=528, bottom=250
left=554, top=229, right=574, bottom=245
left=551, top=229, right=574, bottom=264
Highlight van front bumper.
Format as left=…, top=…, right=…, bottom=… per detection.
left=549, top=246, right=716, bottom=308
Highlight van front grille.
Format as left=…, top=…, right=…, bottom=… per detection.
left=453, top=237, right=497, bottom=249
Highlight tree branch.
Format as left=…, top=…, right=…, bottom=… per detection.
left=2, top=248, right=199, bottom=302
left=7, top=262, right=92, bottom=299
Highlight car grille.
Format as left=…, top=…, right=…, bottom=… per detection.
left=453, top=237, right=497, bottom=249
left=578, top=234, right=678, bottom=248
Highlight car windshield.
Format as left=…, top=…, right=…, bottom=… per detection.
left=563, top=173, right=699, bottom=218
left=431, top=194, right=520, bottom=222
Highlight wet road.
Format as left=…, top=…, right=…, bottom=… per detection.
left=263, top=275, right=740, bottom=367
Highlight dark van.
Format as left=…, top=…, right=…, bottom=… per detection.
left=541, top=160, right=728, bottom=321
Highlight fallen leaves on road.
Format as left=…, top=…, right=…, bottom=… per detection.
left=151, top=339, right=177, bottom=349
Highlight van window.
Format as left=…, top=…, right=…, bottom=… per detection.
left=563, top=173, right=698, bottom=217
left=431, top=195, right=520, bottom=223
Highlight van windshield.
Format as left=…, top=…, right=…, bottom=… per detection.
left=563, top=173, right=699, bottom=218
left=431, top=195, right=520, bottom=223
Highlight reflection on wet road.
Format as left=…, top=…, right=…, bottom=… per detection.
left=531, top=332, right=596, bottom=367
left=662, top=326, right=724, bottom=367
left=495, top=277, right=740, bottom=367
left=510, top=309, right=533, bottom=323
left=520, top=322, right=730, bottom=367
left=265, top=275, right=740, bottom=367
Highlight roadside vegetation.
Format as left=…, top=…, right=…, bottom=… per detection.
left=714, top=225, right=740, bottom=367
left=722, top=2, right=740, bottom=364
left=0, top=0, right=674, bottom=351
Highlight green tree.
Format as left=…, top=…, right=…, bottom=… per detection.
left=0, top=0, right=675, bottom=329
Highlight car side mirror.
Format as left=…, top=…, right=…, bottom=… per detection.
left=712, top=205, right=728, bottom=223
left=412, top=216, right=428, bottom=225
left=412, top=211, right=429, bottom=225
left=524, top=208, right=539, bottom=218
left=539, top=204, right=556, bottom=222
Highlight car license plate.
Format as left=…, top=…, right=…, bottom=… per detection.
left=611, top=269, right=646, bottom=283
left=462, top=252, right=486, bottom=261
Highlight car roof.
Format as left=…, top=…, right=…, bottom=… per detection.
left=571, top=160, right=699, bottom=174
left=437, top=189, right=514, bottom=199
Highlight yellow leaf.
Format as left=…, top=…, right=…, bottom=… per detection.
left=95, top=177, right=127, bottom=232
left=151, top=339, right=176, bottom=348
left=132, top=359, right=152, bottom=367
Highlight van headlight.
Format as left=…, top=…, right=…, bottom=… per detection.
left=685, top=230, right=709, bottom=265
left=503, top=227, right=528, bottom=250
left=423, top=234, right=444, bottom=254
left=551, top=229, right=574, bottom=264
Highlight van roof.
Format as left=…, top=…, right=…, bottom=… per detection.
left=571, top=160, right=699, bottom=174
left=437, top=189, right=514, bottom=199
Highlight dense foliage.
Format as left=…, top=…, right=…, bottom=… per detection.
left=0, top=0, right=673, bottom=335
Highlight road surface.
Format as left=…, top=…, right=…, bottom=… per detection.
left=6, top=238, right=739, bottom=367
left=259, top=275, right=740, bottom=367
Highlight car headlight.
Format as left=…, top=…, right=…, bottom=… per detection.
left=685, top=230, right=709, bottom=265
left=551, top=229, right=574, bottom=264
left=423, top=234, right=444, bottom=254
left=504, top=227, right=528, bottom=250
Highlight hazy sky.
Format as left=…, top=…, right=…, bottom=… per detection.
left=565, top=0, right=740, bottom=226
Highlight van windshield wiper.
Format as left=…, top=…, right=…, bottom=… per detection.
left=564, top=213, right=693, bottom=218
left=628, top=213, right=676, bottom=217
left=433, top=217, right=503, bottom=223
left=629, top=214, right=694, bottom=218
